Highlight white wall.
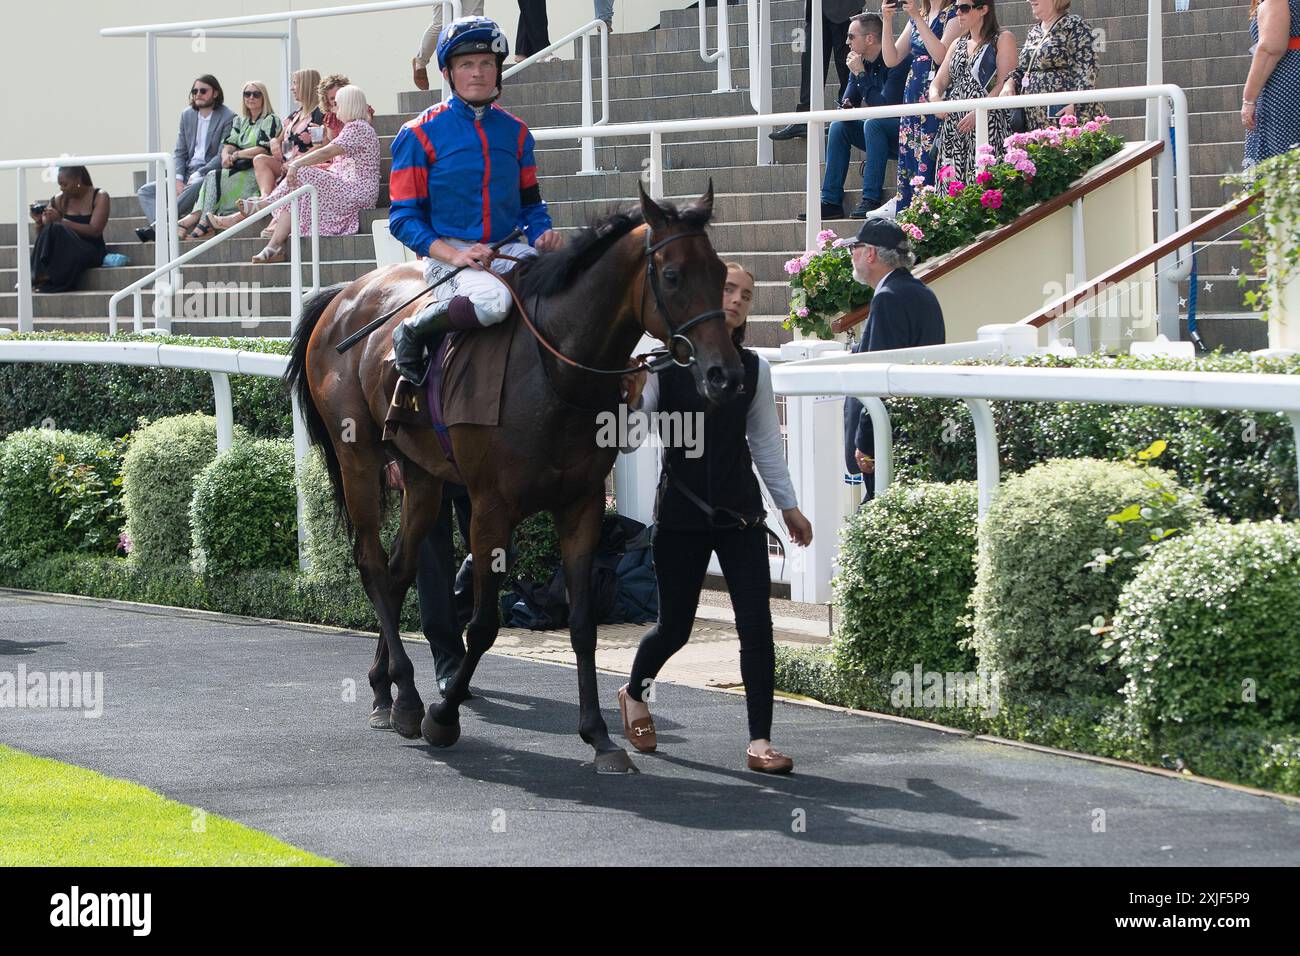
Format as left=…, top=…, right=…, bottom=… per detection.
left=0, top=0, right=686, bottom=220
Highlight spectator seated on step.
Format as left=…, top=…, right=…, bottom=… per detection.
left=801, top=14, right=911, bottom=222
left=134, top=75, right=235, bottom=243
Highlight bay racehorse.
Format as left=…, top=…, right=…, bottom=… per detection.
left=283, top=183, right=742, bottom=772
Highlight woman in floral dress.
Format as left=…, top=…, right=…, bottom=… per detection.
left=932, top=0, right=1018, bottom=184
left=250, top=86, right=380, bottom=263
left=881, top=0, right=962, bottom=214
left=999, top=0, right=1098, bottom=132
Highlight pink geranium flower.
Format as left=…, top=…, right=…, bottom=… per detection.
left=784, top=257, right=803, bottom=275
left=947, top=180, right=966, bottom=197
left=910, top=175, right=926, bottom=187
left=975, top=170, right=993, bottom=186
left=1059, top=114, right=1078, bottom=127
left=980, top=189, right=1004, bottom=210
left=817, top=228, right=838, bottom=247
left=1016, top=159, right=1037, bottom=177
left=938, top=164, right=957, bottom=183
left=902, top=223, right=925, bottom=241
left=1005, top=147, right=1029, bottom=166
left=796, top=306, right=810, bottom=318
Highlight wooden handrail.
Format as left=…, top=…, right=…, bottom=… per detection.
left=1020, top=191, right=1258, bottom=328
left=832, top=140, right=1166, bottom=335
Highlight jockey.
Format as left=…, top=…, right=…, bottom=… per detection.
left=388, top=15, right=563, bottom=384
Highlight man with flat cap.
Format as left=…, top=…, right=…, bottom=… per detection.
left=843, top=216, right=945, bottom=499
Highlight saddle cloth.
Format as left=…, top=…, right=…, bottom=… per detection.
left=383, top=307, right=520, bottom=459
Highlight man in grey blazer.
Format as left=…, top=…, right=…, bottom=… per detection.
left=135, top=76, right=236, bottom=242
left=843, top=217, right=945, bottom=500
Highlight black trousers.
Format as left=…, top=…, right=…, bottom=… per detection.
left=627, top=524, right=776, bottom=742
left=515, top=0, right=550, bottom=58
left=416, top=484, right=474, bottom=682
left=796, top=1, right=851, bottom=111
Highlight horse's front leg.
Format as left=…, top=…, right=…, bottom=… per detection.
left=421, top=498, right=510, bottom=748
left=556, top=492, right=636, bottom=774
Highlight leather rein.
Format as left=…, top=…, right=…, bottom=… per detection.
left=490, top=227, right=726, bottom=377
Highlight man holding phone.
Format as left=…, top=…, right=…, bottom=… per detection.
left=770, top=0, right=867, bottom=140
left=134, top=76, right=235, bottom=243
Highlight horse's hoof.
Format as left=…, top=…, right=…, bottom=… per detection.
left=422, top=708, right=461, bottom=748
left=369, top=705, right=392, bottom=731
left=391, top=704, right=424, bottom=739
left=594, top=749, right=638, bottom=775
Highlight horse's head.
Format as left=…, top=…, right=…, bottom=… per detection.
left=637, top=180, right=744, bottom=405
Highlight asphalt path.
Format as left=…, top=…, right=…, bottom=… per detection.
left=3, top=590, right=1298, bottom=866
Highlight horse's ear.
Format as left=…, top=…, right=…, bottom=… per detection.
left=638, top=179, right=669, bottom=234
left=695, top=178, right=715, bottom=220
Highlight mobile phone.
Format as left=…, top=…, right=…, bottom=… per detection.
left=30, top=201, right=48, bottom=215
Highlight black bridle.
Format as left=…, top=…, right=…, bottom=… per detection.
left=637, top=228, right=728, bottom=373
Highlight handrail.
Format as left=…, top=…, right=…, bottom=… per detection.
left=1, top=152, right=179, bottom=335
left=748, top=0, right=774, bottom=165
left=832, top=141, right=1167, bottom=335
left=107, top=184, right=320, bottom=335
left=1020, top=192, right=1260, bottom=329
left=698, top=0, right=732, bottom=93
left=503, top=19, right=609, bottom=174
left=102, top=1, right=461, bottom=153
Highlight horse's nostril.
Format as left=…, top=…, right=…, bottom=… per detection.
left=706, top=365, right=732, bottom=390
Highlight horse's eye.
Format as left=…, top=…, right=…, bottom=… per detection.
left=662, top=268, right=680, bottom=286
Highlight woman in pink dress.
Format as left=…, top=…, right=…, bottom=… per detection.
left=250, top=85, right=380, bottom=263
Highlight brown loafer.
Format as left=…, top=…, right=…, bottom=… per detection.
left=412, top=58, right=429, bottom=91
left=746, top=748, right=794, bottom=774
left=617, top=684, right=657, bottom=753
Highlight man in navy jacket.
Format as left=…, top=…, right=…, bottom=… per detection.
left=843, top=218, right=945, bottom=499
left=800, top=13, right=911, bottom=221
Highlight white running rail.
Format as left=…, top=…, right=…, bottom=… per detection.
left=699, top=0, right=733, bottom=93
left=107, top=184, right=320, bottom=335
left=1, top=153, right=180, bottom=335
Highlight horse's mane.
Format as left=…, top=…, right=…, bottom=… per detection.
left=514, top=198, right=713, bottom=301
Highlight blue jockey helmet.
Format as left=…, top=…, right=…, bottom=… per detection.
left=436, top=16, right=509, bottom=73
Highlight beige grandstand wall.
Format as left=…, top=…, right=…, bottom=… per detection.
left=926, top=155, right=1158, bottom=350
left=0, top=0, right=682, bottom=221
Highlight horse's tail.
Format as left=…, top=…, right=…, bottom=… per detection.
left=284, top=282, right=352, bottom=535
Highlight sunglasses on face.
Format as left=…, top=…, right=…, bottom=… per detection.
left=955, top=2, right=986, bottom=11
left=243, top=90, right=264, bottom=99
left=191, top=87, right=211, bottom=96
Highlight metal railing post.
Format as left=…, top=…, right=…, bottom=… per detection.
left=1071, top=198, right=1091, bottom=353
left=210, top=372, right=235, bottom=451
left=649, top=130, right=664, bottom=201
left=1156, top=96, right=1179, bottom=340
left=16, top=174, right=32, bottom=333
left=580, top=32, right=596, bottom=173
left=146, top=32, right=160, bottom=153
left=863, top=397, right=893, bottom=495
left=700, top=0, right=732, bottom=93
left=975, top=105, right=989, bottom=154
left=753, top=0, right=773, bottom=166
left=1144, top=0, right=1163, bottom=142
left=964, top=398, right=1000, bottom=517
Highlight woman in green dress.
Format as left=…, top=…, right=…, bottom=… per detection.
left=177, top=81, right=281, bottom=240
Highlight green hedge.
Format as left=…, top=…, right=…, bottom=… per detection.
left=970, top=457, right=1210, bottom=698
left=0, top=333, right=291, bottom=441
left=884, top=351, right=1300, bottom=522
left=832, top=481, right=978, bottom=681
left=191, top=438, right=298, bottom=577
left=5, top=552, right=420, bottom=634
left=122, top=413, right=232, bottom=565
left=1114, top=521, right=1300, bottom=737
left=0, top=428, right=123, bottom=571
left=773, top=645, right=1300, bottom=796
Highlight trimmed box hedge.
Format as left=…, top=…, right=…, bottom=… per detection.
left=191, top=438, right=299, bottom=577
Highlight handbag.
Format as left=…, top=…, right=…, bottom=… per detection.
left=1009, top=18, right=1060, bottom=134
left=229, top=157, right=254, bottom=173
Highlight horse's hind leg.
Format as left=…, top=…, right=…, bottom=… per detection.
left=336, top=450, right=425, bottom=739
left=557, top=492, right=635, bottom=774
left=421, top=497, right=511, bottom=748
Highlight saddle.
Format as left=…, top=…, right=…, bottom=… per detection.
left=381, top=307, right=520, bottom=459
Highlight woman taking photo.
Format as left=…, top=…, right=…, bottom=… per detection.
left=998, top=0, right=1098, bottom=130
left=29, top=166, right=109, bottom=293
left=931, top=0, right=1017, bottom=182
left=1242, top=0, right=1300, bottom=171
left=617, top=262, right=814, bottom=775
left=176, top=81, right=281, bottom=240
left=878, top=0, right=963, bottom=215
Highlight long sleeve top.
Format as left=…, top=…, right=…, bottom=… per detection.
left=624, top=355, right=798, bottom=511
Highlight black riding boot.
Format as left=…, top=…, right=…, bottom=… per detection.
left=393, top=295, right=475, bottom=385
